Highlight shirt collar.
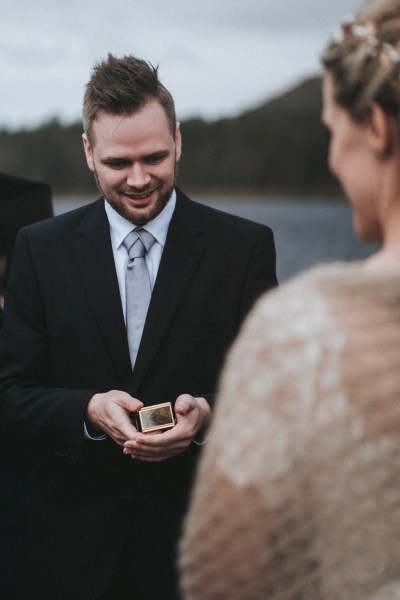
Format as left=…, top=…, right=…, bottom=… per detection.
left=104, top=189, right=176, bottom=251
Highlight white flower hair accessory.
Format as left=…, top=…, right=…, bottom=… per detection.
left=332, top=14, right=400, bottom=66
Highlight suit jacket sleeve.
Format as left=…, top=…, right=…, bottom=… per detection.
left=239, top=225, right=277, bottom=320
left=201, top=225, right=278, bottom=406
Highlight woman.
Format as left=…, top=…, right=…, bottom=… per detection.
left=179, top=1, right=400, bottom=598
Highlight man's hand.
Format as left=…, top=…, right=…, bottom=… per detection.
left=123, top=394, right=211, bottom=462
left=86, top=390, right=144, bottom=446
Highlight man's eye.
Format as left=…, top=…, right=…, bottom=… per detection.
left=146, top=155, right=166, bottom=164
left=106, top=162, right=127, bottom=169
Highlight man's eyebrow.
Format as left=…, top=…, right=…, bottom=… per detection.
left=146, top=149, right=170, bottom=158
left=100, top=149, right=171, bottom=163
left=101, top=156, right=130, bottom=163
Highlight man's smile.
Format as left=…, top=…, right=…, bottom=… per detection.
left=121, top=188, right=157, bottom=202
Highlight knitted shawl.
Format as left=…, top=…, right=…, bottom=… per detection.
left=179, top=262, right=400, bottom=600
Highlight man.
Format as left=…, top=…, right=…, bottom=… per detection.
left=0, top=173, right=52, bottom=599
left=0, top=55, right=277, bottom=600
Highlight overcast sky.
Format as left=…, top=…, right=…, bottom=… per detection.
left=2, top=0, right=362, bottom=129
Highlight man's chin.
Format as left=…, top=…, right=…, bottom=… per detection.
left=127, top=209, right=153, bottom=227
left=106, top=193, right=171, bottom=226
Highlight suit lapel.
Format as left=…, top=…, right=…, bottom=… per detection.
left=74, top=200, right=132, bottom=389
left=129, top=192, right=205, bottom=394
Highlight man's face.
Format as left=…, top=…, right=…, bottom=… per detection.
left=83, top=99, right=181, bottom=226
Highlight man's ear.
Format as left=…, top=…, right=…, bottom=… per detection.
left=175, top=122, right=182, bottom=162
left=366, top=101, right=397, bottom=157
left=82, top=133, right=95, bottom=172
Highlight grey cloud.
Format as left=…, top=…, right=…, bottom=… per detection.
left=0, top=0, right=369, bottom=128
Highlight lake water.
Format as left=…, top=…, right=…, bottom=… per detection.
left=54, top=195, right=379, bottom=283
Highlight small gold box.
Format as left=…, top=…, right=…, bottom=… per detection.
left=136, top=402, right=176, bottom=433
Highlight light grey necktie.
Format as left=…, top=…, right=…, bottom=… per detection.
left=123, top=228, right=155, bottom=367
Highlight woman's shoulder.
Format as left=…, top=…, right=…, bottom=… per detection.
left=253, top=260, right=400, bottom=324
left=274, top=260, right=369, bottom=299
left=244, top=262, right=360, bottom=335
left=229, top=259, right=400, bottom=380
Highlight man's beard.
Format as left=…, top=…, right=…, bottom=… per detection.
left=92, top=169, right=174, bottom=226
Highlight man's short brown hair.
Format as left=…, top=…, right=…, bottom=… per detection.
left=83, top=53, right=176, bottom=144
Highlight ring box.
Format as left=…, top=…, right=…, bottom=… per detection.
left=135, top=402, right=176, bottom=433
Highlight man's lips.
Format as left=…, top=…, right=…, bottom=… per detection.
left=121, top=188, right=156, bottom=203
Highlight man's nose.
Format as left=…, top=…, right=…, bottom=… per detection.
left=126, top=163, right=151, bottom=188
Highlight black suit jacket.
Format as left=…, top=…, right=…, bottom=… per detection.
left=0, top=173, right=53, bottom=600
left=0, top=172, right=53, bottom=291
left=0, top=188, right=277, bottom=599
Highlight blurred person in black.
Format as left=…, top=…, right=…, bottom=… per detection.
left=0, top=172, right=52, bottom=599
left=0, top=172, right=53, bottom=317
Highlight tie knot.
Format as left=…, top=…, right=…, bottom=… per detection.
left=123, top=228, right=155, bottom=261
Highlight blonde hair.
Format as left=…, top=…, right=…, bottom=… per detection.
left=321, top=0, right=400, bottom=121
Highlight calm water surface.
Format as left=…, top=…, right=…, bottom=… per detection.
left=54, top=195, right=379, bottom=282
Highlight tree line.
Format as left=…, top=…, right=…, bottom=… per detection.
left=0, top=76, right=341, bottom=198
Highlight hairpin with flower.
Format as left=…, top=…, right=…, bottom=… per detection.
left=332, top=14, right=400, bottom=65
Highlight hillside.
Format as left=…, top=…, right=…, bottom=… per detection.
left=0, top=76, right=340, bottom=197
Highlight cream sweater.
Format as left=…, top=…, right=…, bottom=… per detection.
left=179, top=262, right=400, bottom=600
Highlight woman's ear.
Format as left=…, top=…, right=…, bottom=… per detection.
left=366, top=101, right=398, bottom=157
